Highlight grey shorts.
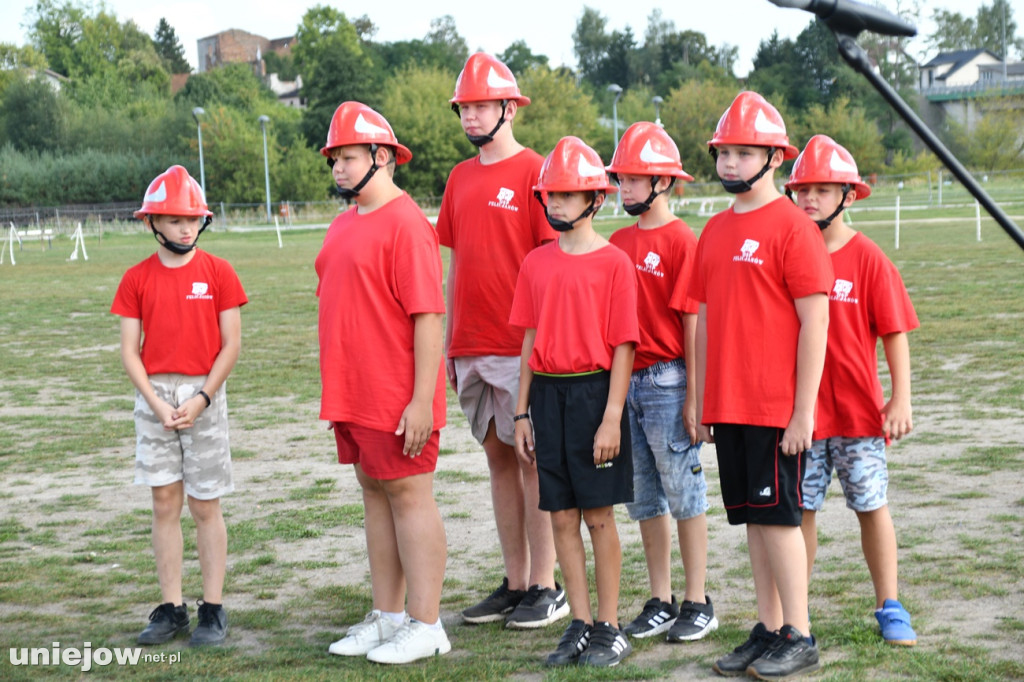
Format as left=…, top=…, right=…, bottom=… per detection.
left=134, top=374, right=234, bottom=500
left=453, top=355, right=520, bottom=446
left=802, top=436, right=888, bottom=513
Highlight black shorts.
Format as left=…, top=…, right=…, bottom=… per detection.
left=530, top=371, right=633, bottom=512
left=713, top=423, right=804, bottom=526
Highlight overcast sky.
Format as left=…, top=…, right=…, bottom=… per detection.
left=1, top=0, right=1017, bottom=77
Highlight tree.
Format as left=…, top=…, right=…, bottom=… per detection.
left=573, top=7, right=611, bottom=83
left=175, top=62, right=276, bottom=112
left=927, top=0, right=1023, bottom=58
left=424, top=16, right=469, bottom=73
left=515, top=65, right=603, bottom=161
left=659, top=79, right=749, bottom=181
left=0, top=75, right=68, bottom=152
left=154, top=18, right=190, bottom=74
left=793, top=97, right=886, bottom=175
left=951, top=96, right=1024, bottom=170
left=0, top=43, right=49, bottom=90
left=499, top=40, right=548, bottom=76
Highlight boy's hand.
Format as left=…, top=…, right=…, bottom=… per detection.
left=696, top=423, right=714, bottom=444
left=446, top=358, right=458, bottom=393
left=396, top=398, right=432, bottom=456
left=593, top=417, right=621, bottom=465
left=153, top=399, right=178, bottom=431
left=514, top=418, right=535, bottom=465
left=168, top=395, right=207, bottom=430
left=881, top=397, right=913, bottom=441
left=683, top=393, right=698, bottom=445
left=781, top=412, right=814, bottom=456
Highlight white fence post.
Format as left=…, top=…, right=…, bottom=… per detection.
left=895, top=195, right=901, bottom=250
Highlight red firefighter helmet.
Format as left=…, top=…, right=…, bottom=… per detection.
left=320, top=101, right=412, bottom=165
left=607, top=121, right=694, bottom=181
left=134, top=165, right=212, bottom=219
left=534, top=137, right=617, bottom=194
left=450, top=52, right=531, bottom=106
left=785, top=134, right=872, bottom=199
left=708, top=90, right=799, bottom=159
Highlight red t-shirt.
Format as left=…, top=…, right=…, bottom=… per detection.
left=111, top=250, right=247, bottom=376
left=690, top=197, right=833, bottom=428
left=437, top=149, right=558, bottom=357
left=815, top=233, right=919, bottom=439
left=509, top=241, right=639, bottom=374
left=316, top=193, right=447, bottom=432
left=610, top=219, right=699, bottom=371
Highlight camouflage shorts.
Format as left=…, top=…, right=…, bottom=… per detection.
left=134, top=374, right=234, bottom=500
left=802, top=436, right=887, bottom=512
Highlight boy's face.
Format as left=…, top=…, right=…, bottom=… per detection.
left=793, top=183, right=853, bottom=221
left=328, top=144, right=375, bottom=189
left=616, top=173, right=667, bottom=206
left=150, top=214, right=202, bottom=246
left=457, top=100, right=507, bottom=137
left=546, top=190, right=601, bottom=221
left=714, top=144, right=775, bottom=183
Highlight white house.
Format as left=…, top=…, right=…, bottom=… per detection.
left=918, top=49, right=1002, bottom=91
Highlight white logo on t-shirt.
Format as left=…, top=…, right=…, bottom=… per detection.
left=187, top=281, right=213, bottom=300
left=831, top=278, right=858, bottom=304
left=733, top=238, right=764, bottom=265
left=637, top=250, right=665, bottom=278
left=488, top=186, right=519, bottom=212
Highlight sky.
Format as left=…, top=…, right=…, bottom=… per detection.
left=1, top=0, right=1019, bottom=77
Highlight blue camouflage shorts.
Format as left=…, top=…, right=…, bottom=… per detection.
left=802, top=436, right=887, bottom=513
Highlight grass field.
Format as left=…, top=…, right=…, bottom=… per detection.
left=1, top=205, right=1022, bottom=680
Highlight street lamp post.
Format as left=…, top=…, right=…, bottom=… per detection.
left=652, top=95, right=663, bottom=127
left=607, top=83, right=623, bottom=213
left=258, top=115, right=271, bottom=222
left=192, top=107, right=206, bottom=196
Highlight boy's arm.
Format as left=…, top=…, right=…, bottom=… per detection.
left=594, top=342, right=635, bottom=464
left=397, top=312, right=443, bottom=456
left=119, top=316, right=176, bottom=430
left=694, top=304, right=713, bottom=444
left=444, top=249, right=457, bottom=392
left=682, top=312, right=698, bottom=444
left=513, top=328, right=537, bottom=465
left=880, top=331, right=913, bottom=440
left=169, top=306, right=242, bottom=430
left=780, top=293, right=829, bottom=456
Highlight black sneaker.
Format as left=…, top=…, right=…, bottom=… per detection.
left=712, top=622, right=779, bottom=677
left=746, top=625, right=820, bottom=680
left=579, top=621, right=632, bottom=667
left=189, top=601, right=228, bottom=646
left=545, top=619, right=591, bottom=666
left=505, top=582, right=570, bottom=629
left=138, top=603, right=189, bottom=645
left=462, top=577, right=527, bottom=624
left=623, top=596, right=679, bottom=638
left=667, top=595, right=719, bottom=642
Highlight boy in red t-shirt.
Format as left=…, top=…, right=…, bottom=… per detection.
left=786, top=135, right=919, bottom=647
left=315, top=102, right=450, bottom=664
left=438, top=53, right=565, bottom=629
left=111, top=165, right=247, bottom=647
left=510, top=136, right=639, bottom=667
left=607, top=122, right=718, bottom=644
left=690, top=91, right=832, bottom=679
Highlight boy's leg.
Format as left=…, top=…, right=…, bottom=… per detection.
left=380, top=471, right=446, bottom=624
left=152, top=482, right=185, bottom=605
left=520, top=453, right=557, bottom=589
left=186, top=495, right=227, bottom=604
left=354, top=464, right=406, bottom=614
left=639, top=514, right=673, bottom=600
left=801, top=510, right=819, bottom=582
left=677, top=513, right=708, bottom=604
left=550, top=508, right=591, bottom=624
left=857, top=505, right=899, bottom=608
left=751, top=523, right=810, bottom=636
left=747, top=524, right=784, bottom=633
left=581, top=506, right=621, bottom=626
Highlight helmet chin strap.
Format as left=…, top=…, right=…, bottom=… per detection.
left=452, top=100, right=509, bottom=147
left=149, top=216, right=211, bottom=254
left=329, top=144, right=380, bottom=200
left=785, top=184, right=851, bottom=230
left=710, top=147, right=776, bottom=194
left=617, top=175, right=674, bottom=216
left=534, top=191, right=598, bottom=232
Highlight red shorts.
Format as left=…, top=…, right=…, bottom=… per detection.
left=332, top=422, right=440, bottom=480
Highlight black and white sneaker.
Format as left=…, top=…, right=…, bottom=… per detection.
left=579, top=621, right=632, bottom=667
left=545, top=619, right=592, bottom=666
left=623, top=596, right=679, bottom=638
left=667, top=594, right=719, bottom=642
left=462, top=577, right=526, bottom=624
left=506, top=582, right=570, bottom=629
left=746, top=624, right=820, bottom=680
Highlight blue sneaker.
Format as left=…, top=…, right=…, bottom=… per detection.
left=876, top=599, right=917, bottom=646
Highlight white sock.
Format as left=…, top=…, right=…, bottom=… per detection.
left=382, top=610, right=406, bottom=624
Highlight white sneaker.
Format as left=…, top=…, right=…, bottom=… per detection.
left=328, top=610, right=400, bottom=656
left=366, top=619, right=452, bottom=664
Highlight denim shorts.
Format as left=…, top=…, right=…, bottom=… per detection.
left=802, top=436, right=888, bottom=513
left=624, top=359, right=708, bottom=522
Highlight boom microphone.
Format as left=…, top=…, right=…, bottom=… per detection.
left=767, top=0, right=917, bottom=38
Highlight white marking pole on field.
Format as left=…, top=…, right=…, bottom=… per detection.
left=68, top=222, right=88, bottom=261
left=3, top=223, right=16, bottom=265
left=894, top=195, right=901, bottom=250
left=274, top=216, right=283, bottom=248
left=976, top=200, right=982, bottom=242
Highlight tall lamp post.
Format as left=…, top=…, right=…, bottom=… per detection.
left=652, top=95, right=663, bottom=127
left=192, top=107, right=206, bottom=196
left=257, top=115, right=271, bottom=222
left=607, top=83, right=623, bottom=213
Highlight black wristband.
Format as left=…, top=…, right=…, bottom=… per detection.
left=197, top=390, right=211, bottom=407
left=513, top=413, right=530, bottom=422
